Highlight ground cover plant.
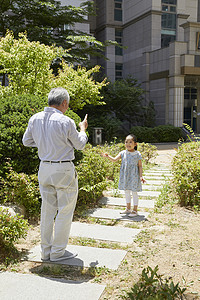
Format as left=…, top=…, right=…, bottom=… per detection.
left=124, top=265, right=186, bottom=300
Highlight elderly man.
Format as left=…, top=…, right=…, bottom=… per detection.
left=22, top=87, right=88, bottom=262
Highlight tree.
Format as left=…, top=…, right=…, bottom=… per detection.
left=80, top=76, right=145, bottom=123
left=0, top=31, right=106, bottom=110
left=77, top=76, right=146, bottom=141
left=101, top=77, right=145, bottom=124
left=0, top=31, right=60, bottom=96
left=0, top=0, right=110, bottom=64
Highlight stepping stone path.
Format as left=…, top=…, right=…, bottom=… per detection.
left=86, top=207, right=149, bottom=222
left=0, top=166, right=173, bottom=300
left=0, top=272, right=106, bottom=300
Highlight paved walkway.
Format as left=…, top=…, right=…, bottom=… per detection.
left=0, top=144, right=176, bottom=300
left=152, top=142, right=178, bottom=166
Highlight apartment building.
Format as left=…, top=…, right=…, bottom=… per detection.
left=89, top=0, right=200, bottom=132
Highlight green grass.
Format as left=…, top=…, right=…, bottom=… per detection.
left=69, top=237, right=127, bottom=250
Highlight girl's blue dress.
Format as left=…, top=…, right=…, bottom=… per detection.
left=118, top=150, right=142, bottom=191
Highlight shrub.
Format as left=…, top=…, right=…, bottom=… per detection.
left=75, top=141, right=156, bottom=207
left=124, top=265, right=186, bottom=299
left=97, top=140, right=124, bottom=180
left=0, top=94, right=42, bottom=175
left=76, top=144, right=108, bottom=207
left=0, top=141, right=157, bottom=219
left=0, top=207, right=29, bottom=244
left=0, top=94, right=82, bottom=175
left=0, top=164, right=41, bottom=219
left=154, top=181, right=177, bottom=213
left=171, top=142, right=200, bottom=207
left=100, top=141, right=157, bottom=172
left=137, top=142, right=157, bottom=164
left=130, top=125, right=185, bottom=143
left=1, top=145, right=110, bottom=219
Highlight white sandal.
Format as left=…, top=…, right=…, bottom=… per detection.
left=120, top=209, right=131, bottom=214
left=129, top=211, right=138, bottom=217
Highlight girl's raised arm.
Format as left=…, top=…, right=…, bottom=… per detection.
left=101, top=152, right=121, bottom=162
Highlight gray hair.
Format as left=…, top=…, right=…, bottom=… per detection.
left=48, top=87, right=70, bottom=106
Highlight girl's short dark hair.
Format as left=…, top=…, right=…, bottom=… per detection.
left=125, top=134, right=137, bottom=150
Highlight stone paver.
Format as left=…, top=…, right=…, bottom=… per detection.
left=107, top=190, right=161, bottom=197
left=143, top=180, right=168, bottom=185
left=70, top=222, right=141, bottom=243
left=27, top=244, right=127, bottom=270
left=0, top=272, right=105, bottom=300
left=87, top=208, right=149, bottom=222
left=145, top=170, right=172, bottom=173
left=144, top=172, right=172, bottom=177
left=151, top=167, right=171, bottom=170
left=144, top=175, right=170, bottom=180
left=99, top=196, right=155, bottom=208
left=129, top=191, right=161, bottom=197
left=142, top=184, right=161, bottom=191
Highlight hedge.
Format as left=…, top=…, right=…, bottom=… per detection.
left=130, top=125, right=185, bottom=143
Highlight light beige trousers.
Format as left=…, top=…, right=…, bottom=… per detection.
left=38, top=161, right=78, bottom=260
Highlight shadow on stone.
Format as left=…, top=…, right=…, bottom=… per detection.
left=86, top=207, right=149, bottom=222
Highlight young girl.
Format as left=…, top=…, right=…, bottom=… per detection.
left=101, top=134, right=145, bottom=217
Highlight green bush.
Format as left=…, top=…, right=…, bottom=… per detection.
left=1, top=144, right=112, bottom=218
left=171, top=142, right=200, bottom=207
left=137, top=142, right=157, bottom=164
left=130, top=125, right=185, bottom=143
left=124, top=265, right=186, bottom=300
left=0, top=94, right=42, bottom=175
left=100, top=140, right=157, bottom=170
left=75, top=141, right=157, bottom=208
left=0, top=94, right=82, bottom=175
left=76, top=144, right=108, bottom=207
left=0, top=141, right=157, bottom=219
left=97, top=141, right=124, bottom=180
left=0, top=207, right=29, bottom=244
left=0, top=164, right=41, bottom=219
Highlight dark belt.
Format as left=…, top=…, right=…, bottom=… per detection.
left=42, top=160, right=71, bottom=163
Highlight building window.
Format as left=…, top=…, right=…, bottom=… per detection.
left=184, top=87, right=197, bottom=131
left=161, top=0, right=176, bottom=48
left=115, top=63, right=123, bottom=80
left=114, top=0, right=122, bottom=21
left=196, top=32, right=200, bottom=50
left=115, top=29, right=123, bottom=56
left=161, top=13, right=176, bottom=29
left=162, top=0, right=177, bottom=4
left=195, top=55, right=200, bottom=67
left=161, top=33, right=176, bottom=47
